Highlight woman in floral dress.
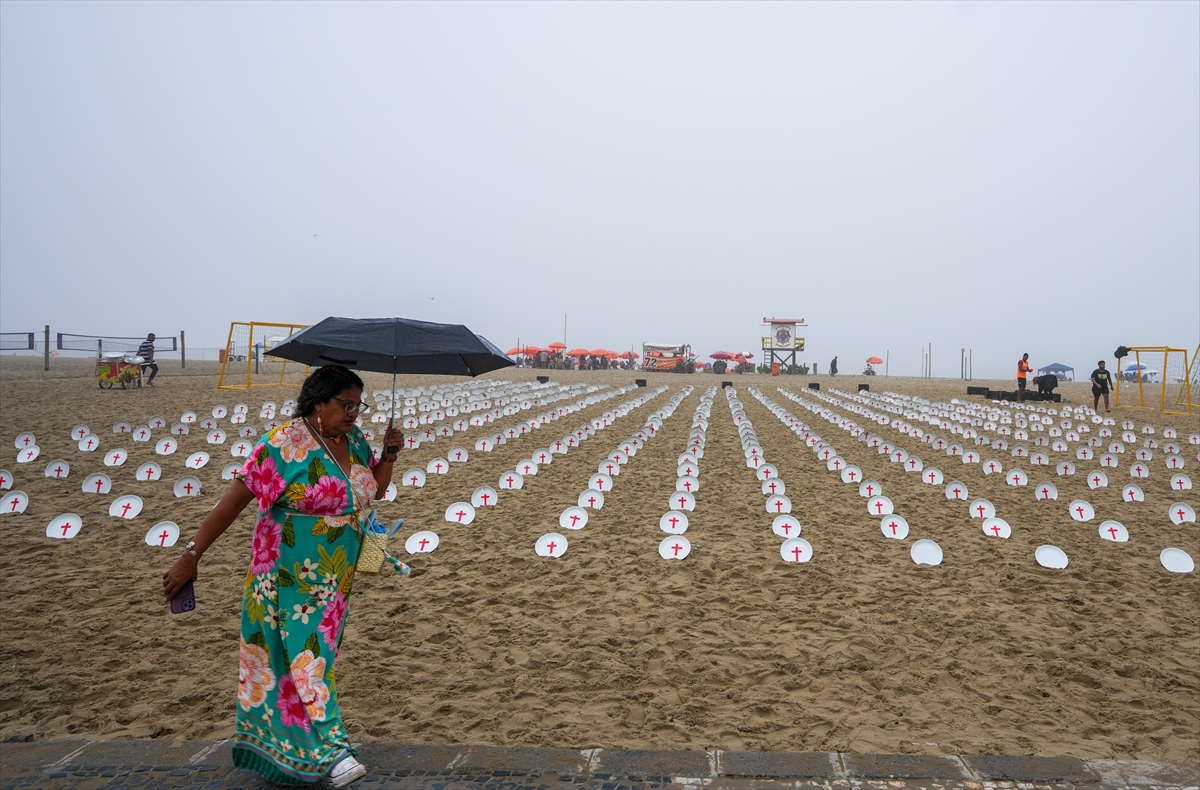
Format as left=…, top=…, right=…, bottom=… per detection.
left=163, top=365, right=401, bottom=787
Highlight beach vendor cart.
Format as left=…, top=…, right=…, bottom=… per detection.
left=96, top=354, right=145, bottom=389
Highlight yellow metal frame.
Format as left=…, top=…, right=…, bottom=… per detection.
left=1114, top=345, right=1193, bottom=415
left=1175, top=345, right=1199, bottom=411
left=218, top=321, right=308, bottom=390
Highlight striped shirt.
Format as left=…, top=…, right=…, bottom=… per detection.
left=137, top=340, right=155, bottom=360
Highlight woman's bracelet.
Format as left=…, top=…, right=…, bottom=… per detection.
left=185, top=540, right=200, bottom=557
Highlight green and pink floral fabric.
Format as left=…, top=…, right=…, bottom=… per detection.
left=231, top=420, right=377, bottom=785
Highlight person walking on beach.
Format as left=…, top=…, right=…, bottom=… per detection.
left=1016, top=353, right=1032, bottom=402
left=829, top=356, right=838, bottom=377
left=162, top=365, right=402, bottom=788
left=1091, top=360, right=1114, bottom=412
left=137, top=333, right=158, bottom=387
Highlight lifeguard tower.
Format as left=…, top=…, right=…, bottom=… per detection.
left=761, top=317, right=806, bottom=374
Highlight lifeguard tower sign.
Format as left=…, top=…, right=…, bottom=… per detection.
left=762, top=317, right=806, bottom=371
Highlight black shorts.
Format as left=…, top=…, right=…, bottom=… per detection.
left=1093, top=386, right=1108, bottom=396
left=1017, top=378, right=1026, bottom=390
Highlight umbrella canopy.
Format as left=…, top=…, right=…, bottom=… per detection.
left=547, top=342, right=567, bottom=350
left=266, top=316, right=514, bottom=377
left=866, top=356, right=884, bottom=365
left=1125, top=363, right=1148, bottom=372
left=627, top=351, right=639, bottom=359
left=506, top=347, right=524, bottom=356
left=566, top=348, right=590, bottom=357
left=710, top=351, right=733, bottom=360
left=590, top=348, right=608, bottom=356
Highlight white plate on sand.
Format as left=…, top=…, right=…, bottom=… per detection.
left=780, top=537, right=813, bottom=563
left=146, top=521, right=180, bottom=547
left=405, top=531, right=440, bottom=554
left=577, top=489, right=603, bottom=509
left=1098, top=520, right=1128, bottom=543
left=982, top=517, right=1011, bottom=539
left=881, top=515, right=909, bottom=540
left=109, top=495, right=143, bottom=519
left=44, top=460, right=70, bottom=479
left=659, top=535, right=691, bottom=560
left=1, top=490, right=29, bottom=514
left=1160, top=548, right=1194, bottom=573
left=659, top=511, right=689, bottom=534
left=772, top=514, right=801, bottom=538
left=46, top=513, right=83, bottom=539
left=535, top=532, right=567, bottom=558
left=558, top=506, right=587, bottom=530
left=472, top=486, right=499, bottom=507
left=83, top=473, right=112, bottom=494
left=1035, top=544, right=1069, bottom=569
left=445, top=502, right=475, bottom=525
left=136, top=462, right=162, bottom=481
left=910, top=539, right=943, bottom=566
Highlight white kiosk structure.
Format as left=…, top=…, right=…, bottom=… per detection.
left=762, top=317, right=806, bottom=374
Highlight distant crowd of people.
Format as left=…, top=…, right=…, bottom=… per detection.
left=517, top=352, right=634, bottom=370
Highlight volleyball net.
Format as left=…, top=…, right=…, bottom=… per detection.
left=218, top=321, right=308, bottom=389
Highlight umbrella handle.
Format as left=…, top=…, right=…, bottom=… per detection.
left=383, top=373, right=399, bottom=459
left=384, top=415, right=398, bottom=458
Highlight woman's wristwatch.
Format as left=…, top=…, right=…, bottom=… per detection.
left=185, top=541, right=199, bottom=557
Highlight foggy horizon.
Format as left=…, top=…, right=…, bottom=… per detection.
left=2, top=1, right=1197, bottom=379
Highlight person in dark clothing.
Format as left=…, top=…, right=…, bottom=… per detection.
left=1091, top=360, right=1114, bottom=412
left=137, top=333, right=158, bottom=386
left=1036, top=373, right=1058, bottom=396
left=829, top=356, right=838, bottom=376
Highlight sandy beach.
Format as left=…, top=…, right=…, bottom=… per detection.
left=0, top=357, right=1196, bottom=762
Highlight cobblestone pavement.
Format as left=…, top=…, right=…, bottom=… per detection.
left=2, top=740, right=1196, bottom=790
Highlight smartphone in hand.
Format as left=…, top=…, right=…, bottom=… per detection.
left=170, top=580, right=196, bottom=614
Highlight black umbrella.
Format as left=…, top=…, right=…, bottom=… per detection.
left=266, top=316, right=513, bottom=376
left=267, top=316, right=514, bottom=451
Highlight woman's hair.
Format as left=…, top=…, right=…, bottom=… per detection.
left=295, top=365, right=364, bottom=417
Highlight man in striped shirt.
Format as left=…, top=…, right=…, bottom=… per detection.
left=137, top=333, right=159, bottom=386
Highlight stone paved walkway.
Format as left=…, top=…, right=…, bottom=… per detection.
left=1, top=739, right=1196, bottom=790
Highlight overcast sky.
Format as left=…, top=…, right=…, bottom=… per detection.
left=2, top=1, right=1197, bottom=378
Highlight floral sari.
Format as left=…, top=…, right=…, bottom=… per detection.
left=231, top=420, right=377, bottom=785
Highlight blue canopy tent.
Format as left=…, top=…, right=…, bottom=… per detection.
left=1036, top=362, right=1074, bottom=381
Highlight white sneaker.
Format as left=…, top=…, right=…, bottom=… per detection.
left=328, top=755, right=367, bottom=788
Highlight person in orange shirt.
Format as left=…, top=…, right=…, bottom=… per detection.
left=1017, top=353, right=1032, bottom=402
